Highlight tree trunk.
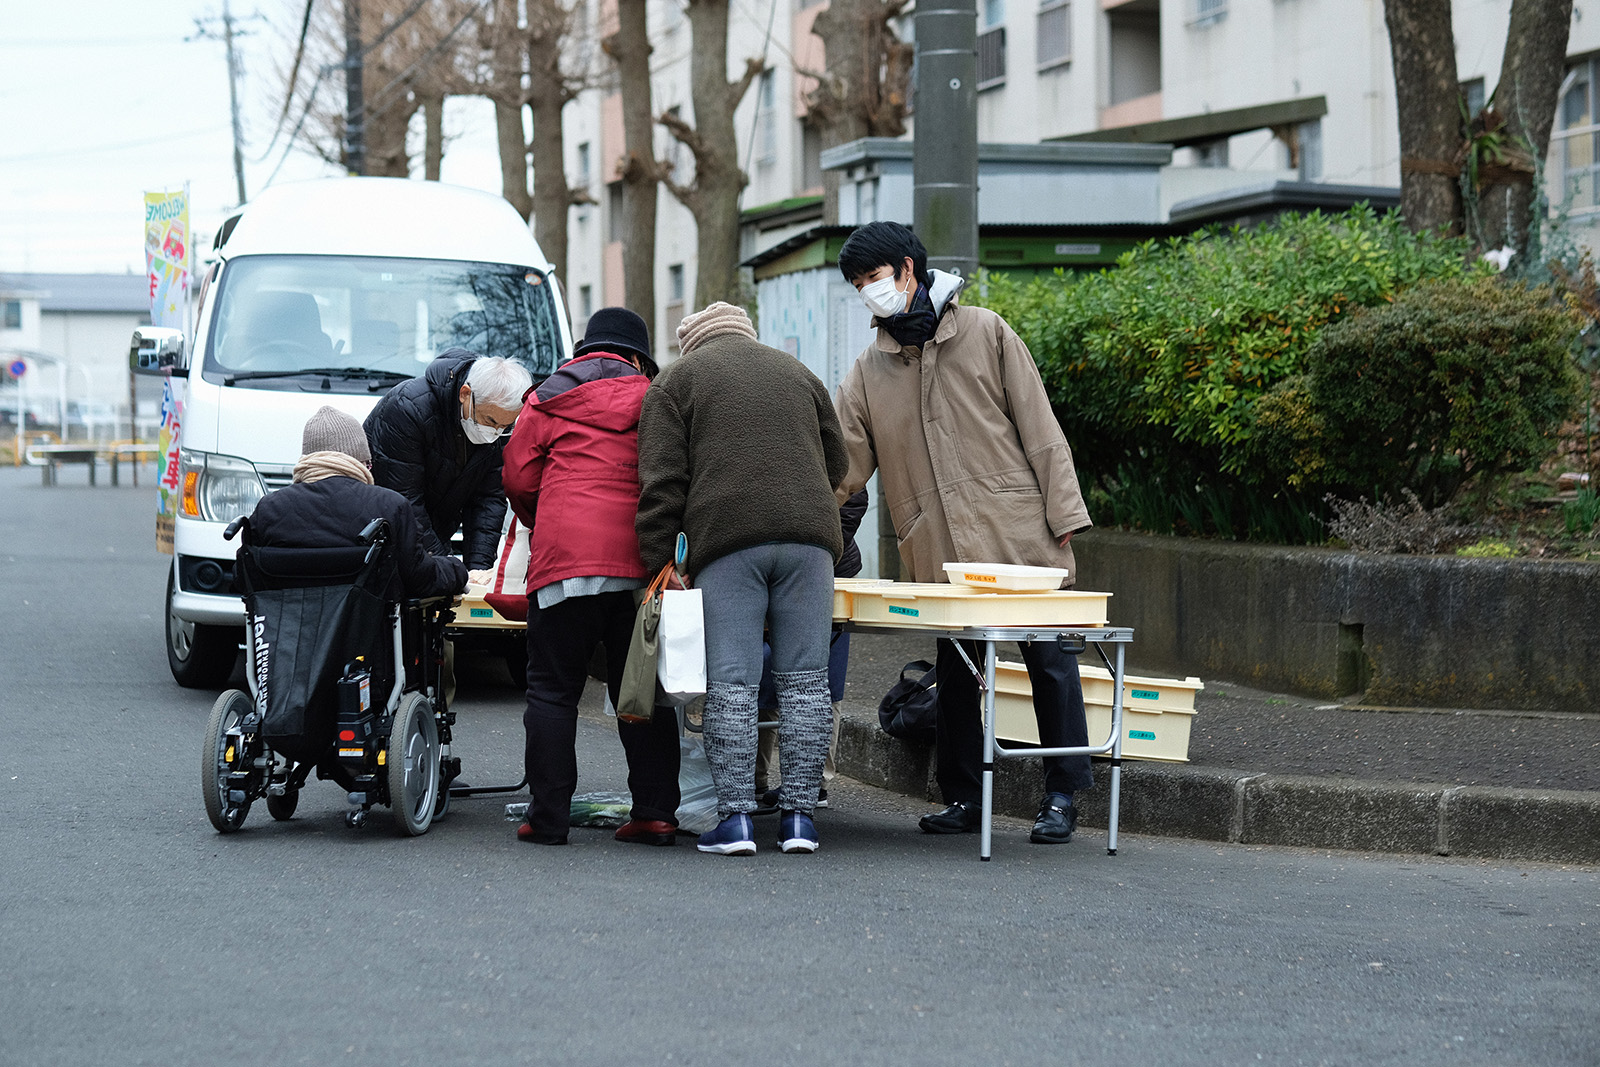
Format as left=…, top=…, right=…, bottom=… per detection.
left=1478, top=0, right=1575, bottom=260
left=1383, top=0, right=1464, bottom=235
left=494, top=100, right=534, bottom=219
left=666, top=0, right=759, bottom=309
left=611, top=0, right=657, bottom=326
left=804, top=0, right=911, bottom=223
left=421, top=93, right=445, bottom=180
left=490, top=0, right=534, bottom=220
left=363, top=97, right=416, bottom=176
left=528, top=73, right=572, bottom=284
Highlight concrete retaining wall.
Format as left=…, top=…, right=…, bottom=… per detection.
left=1074, top=530, right=1600, bottom=713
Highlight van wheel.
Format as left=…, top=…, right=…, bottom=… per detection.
left=166, top=569, right=239, bottom=689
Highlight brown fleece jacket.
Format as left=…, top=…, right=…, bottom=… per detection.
left=635, top=332, right=849, bottom=575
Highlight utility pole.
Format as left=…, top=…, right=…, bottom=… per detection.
left=344, top=0, right=366, bottom=176
left=191, top=2, right=259, bottom=206
left=912, top=0, right=978, bottom=279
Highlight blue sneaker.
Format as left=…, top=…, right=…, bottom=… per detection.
left=697, top=813, right=757, bottom=855
left=779, top=810, right=819, bottom=854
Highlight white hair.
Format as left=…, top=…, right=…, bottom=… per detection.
left=465, top=356, right=533, bottom=409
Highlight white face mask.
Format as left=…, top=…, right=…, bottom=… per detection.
left=859, top=273, right=910, bottom=318
left=461, top=392, right=510, bottom=445
left=461, top=418, right=501, bottom=445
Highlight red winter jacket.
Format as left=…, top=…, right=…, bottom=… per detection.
left=501, top=353, right=652, bottom=594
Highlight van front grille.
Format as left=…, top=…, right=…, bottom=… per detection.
left=258, top=464, right=295, bottom=492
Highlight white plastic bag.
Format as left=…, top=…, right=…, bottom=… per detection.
left=655, top=586, right=706, bottom=706
left=675, top=733, right=719, bottom=834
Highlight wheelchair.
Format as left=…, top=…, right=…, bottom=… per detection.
left=201, top=515, right=460, bottom=836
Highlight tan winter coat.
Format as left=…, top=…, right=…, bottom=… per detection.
left=834, top=299, right=1092, bottom=584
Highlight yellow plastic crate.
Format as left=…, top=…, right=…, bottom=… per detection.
left=848, top=582, right=1110, bottom=629
left=991, top=661, right=1201, bottom=763
left=833, top=578, right=893, bottom=622
left=1078, top=664, right=1203, bottom=714
left=451, top=593, right=524, bottom=630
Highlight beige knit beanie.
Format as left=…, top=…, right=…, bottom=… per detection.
left=675, top=301, right=758, bottom=354
left=302, top=405, right=372, bottom=465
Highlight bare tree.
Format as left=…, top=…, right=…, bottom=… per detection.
left=483, top=0, right=534, bottom=218
left=276, top=0, right=477, bottom=179
left=526, top=0, right=597, bottom=287
left=1474, top=0, right=1575, bottom=258
left=1383, top=0, right=1464, bottom=236
left=604, top=0, right=660, bottom=325
left=658, top=0, right=763, bottom=309
left=800, top=0, right=913, bottom=223
left=1384, top=0, right=1576, bottom=255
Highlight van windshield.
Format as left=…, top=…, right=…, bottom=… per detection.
left=201, top=254, right=563, bottom=391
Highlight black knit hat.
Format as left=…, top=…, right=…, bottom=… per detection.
left=575, top=307, right=653, bottom=370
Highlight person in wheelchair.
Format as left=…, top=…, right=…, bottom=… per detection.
left=249, top=405, right=467, bottom=601
left=201, top=407, right=469, bottom=837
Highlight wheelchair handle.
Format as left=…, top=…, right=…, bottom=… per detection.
left=224, top=516, right=249, bottom=542
left=358, top=518, right=391, bottom=545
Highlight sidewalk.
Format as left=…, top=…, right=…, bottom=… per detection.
left=834, top=630, right=1600, bottom=863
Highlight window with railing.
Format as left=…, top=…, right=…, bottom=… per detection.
left=755, top=70, right=778, bottom=166
left=977, top=27, right=1007, bottom=89
left=666, top=264, right=686, bottom=349
left=1037, top=0, right=1070, bottom=71
left=1189, top=0, right=1226, bottom=27
left=1554, top=58, right=1600, bottom=213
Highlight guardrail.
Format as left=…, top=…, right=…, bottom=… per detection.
left=23, top=442, right=160, bottom=487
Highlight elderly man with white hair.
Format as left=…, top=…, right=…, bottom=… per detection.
left=364, top=348, right=533, bottom=576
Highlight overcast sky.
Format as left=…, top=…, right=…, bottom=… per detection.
left=1, top=0, right=504, bottom=275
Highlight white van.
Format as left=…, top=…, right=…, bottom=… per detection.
left=132, top=178, right=572, bottom=687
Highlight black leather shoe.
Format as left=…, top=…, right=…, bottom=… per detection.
left=1030, top=793, right=1077, bottom=844
left=919, top=800, right=981, bottom=834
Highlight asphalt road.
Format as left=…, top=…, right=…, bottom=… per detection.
left=2, top=465, right=1597, bottom=1067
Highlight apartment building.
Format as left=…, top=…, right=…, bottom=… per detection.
left=555, top=0, right=1600, bottom=361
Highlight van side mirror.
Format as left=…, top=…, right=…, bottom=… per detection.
left=130, top=327, right=188, bottom=377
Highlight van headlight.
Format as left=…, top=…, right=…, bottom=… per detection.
left=180, top=451, right=266, bottom=522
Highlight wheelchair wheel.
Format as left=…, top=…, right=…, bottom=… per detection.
left=432, top=777, right=451, bottom=821
left=266, top=789, right=299, bottom=821
left=387, top=692, right=439, bottom=836
left=203, top=690, right=253, bottom=833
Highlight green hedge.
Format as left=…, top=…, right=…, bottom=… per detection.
left=1255, top=278, right=1582, bottom=508
left=974, top=207, right=1504, bottom=540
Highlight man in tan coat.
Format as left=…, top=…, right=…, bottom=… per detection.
left=833, top=221, right=1094, bottom=844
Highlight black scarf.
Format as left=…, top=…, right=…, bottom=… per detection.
left=876, top=283, right=941, bottom=348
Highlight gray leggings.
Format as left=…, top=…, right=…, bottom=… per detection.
left=696, top=543, right=834, bottom=816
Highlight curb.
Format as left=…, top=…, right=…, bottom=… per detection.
left=833, top=710, right=1600, bottom=864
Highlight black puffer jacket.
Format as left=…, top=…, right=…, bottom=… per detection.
left=246, top=477, right=468, bottom=602
left=364, top=349, right=508, bottom=569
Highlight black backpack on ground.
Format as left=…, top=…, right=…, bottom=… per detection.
left=878, top=659, right=938, bottom=744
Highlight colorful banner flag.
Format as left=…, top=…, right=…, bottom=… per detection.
left=155, top=375, right=183, bottom=554
left=146, top=185, right=190, bottom=553
left=143, top=187, right=190, bottom=330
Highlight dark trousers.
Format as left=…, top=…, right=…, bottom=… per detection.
left=523, top=590, right=681, bottom=837
left=934, top=637, right=1094, bottom=805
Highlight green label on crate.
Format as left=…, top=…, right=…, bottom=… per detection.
left=1131, top=689, right=1160, bottom=700
left=888, top=605, right=920, bottom=617
left=1128, top=729, right=1156, bottom=741
left=471, top=608, right=494, bottom=618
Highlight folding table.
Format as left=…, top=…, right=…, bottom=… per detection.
left=844, top=619, right=1136, bottom=860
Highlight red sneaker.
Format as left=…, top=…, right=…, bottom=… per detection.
left=614, top=819, right=678, bottom=846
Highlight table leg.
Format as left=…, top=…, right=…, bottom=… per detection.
left=1107, top=641, right=1125, bottom=856
left=980, top=639, right=997, bottom=861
